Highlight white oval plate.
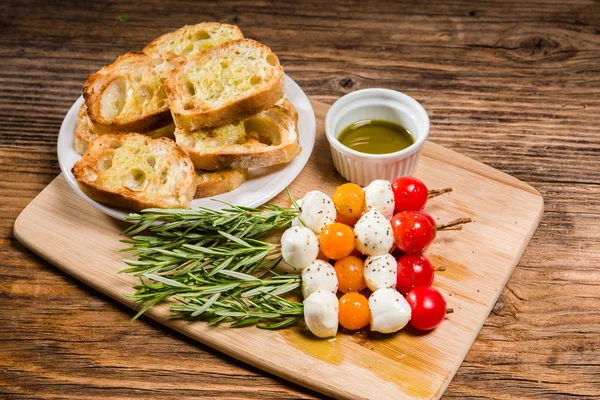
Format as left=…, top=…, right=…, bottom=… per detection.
left=57, top=74, right=316, bottom=221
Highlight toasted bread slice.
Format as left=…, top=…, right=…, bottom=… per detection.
left=144, top=23, right=244, bottom=61
left=175, top=98, right=300, bottom=171
left=72, top=133, right=196, bottom=211
left=74, top=103, right=96, bottom=155
left=194, top=168, right=247, bottom=198
left=75, top=103, right=175, bottom=155
left=83, top=52, right=174, bottom=134
left=165, top=39, right=284, bottom=130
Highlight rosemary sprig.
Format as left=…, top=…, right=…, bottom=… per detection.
left=123, top=201, right=299, bottom=244
left=120, top=201, right=304, bottom=329
left=127, top=269, right=303, bottom=329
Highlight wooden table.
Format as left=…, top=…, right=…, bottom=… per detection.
left=1, top=1, right=599, bottom=398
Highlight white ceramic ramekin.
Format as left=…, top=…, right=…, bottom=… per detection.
left=325, top=89, right=430, bottom=186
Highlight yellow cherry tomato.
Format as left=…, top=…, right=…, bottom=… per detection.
left=338, top=292, right=370, bottom=330
left=334, top=256, right=366, bottom=293
left=333, top=183, right=365, bottom=219
left=318, top=223, right=355, bottom=260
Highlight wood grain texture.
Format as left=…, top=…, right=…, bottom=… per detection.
left=13, top=99, right=544, bottom=399
left=1, top=0, right=599, bottom=399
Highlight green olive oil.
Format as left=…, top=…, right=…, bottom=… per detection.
left=338, top=119, right=414, bottom=154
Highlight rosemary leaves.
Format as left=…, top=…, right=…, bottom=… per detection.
left=120, top=202, right=303, bottom=329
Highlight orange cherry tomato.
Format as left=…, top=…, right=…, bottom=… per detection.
left=350, top=249, right=363, bottom=258
left=316, top=249, right=329, bottom=261
left=334, top=256, right=366, bottom=293
left=333, top=183, right=365, bottom=219
left=336, top=212, right=360, bottom=227
left=318, top=223, right=355, bottom=260
left=338, top=292, right=370, bottom=330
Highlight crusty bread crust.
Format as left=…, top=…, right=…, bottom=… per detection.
left=165, top=39, right=284, bottom=130
left=84, top=52, right=174, bottom=134
left=72, top=133, right=197, bottom=211
left=144, top=23, right=244, bottom=60
left=75, top=103, right=175, bottom=155
left=194, top=169, right=247, bottom=198
left=75, top=103, right=96, bottom=155
left=175, top=98, right=301, bottom=171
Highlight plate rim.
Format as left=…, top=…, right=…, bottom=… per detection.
left=57, top=74, right=316, bottom=221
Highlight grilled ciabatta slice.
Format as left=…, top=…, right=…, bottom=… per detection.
left=144, top=22, right=244, bottom=61
left=175, top=98, right=300, bottom=171
left=75, top=103, right=175, bottom=155
left=72, top=133, right=196, bottom=211
left=194, top=168, right=247, bottom=198
left=165, top=39, right=284, bottom=130
left=83, top=52, right=175, bottom=134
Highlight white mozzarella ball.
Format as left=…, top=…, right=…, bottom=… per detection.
left=354, top=208, right=394, bottom=256
left=364, top=179, right=395, bottom=220
left=291, top=191, right=336, bottom=234
left=280, top=226, right=319, bottom=272
left=301, top=260, right=338, bottom=298
left=364, top=254, right=397, bottom=291
left=303, top=290, right=339, bottom=338
left=369, top=288, right=411, bottom=334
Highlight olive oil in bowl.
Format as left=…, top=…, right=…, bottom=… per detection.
left=338, top=119, right=414, bottom=154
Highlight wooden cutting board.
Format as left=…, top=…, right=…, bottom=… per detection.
left=14, top=100, right=543, bottom=400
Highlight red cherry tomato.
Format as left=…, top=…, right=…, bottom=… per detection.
left=423, top=212, right=436, bottom=226
left=406, top=286, right=446, bottom=330
left=391, top=177, right=428, bottom=213
left=396, top=254, right=434, bottom=294
left=391, top=210, right=436, bottom=253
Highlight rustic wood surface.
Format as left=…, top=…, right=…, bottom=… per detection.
left=1, top=0, right=598, bottom=399
left=11, top=103, right=546, bottom=400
